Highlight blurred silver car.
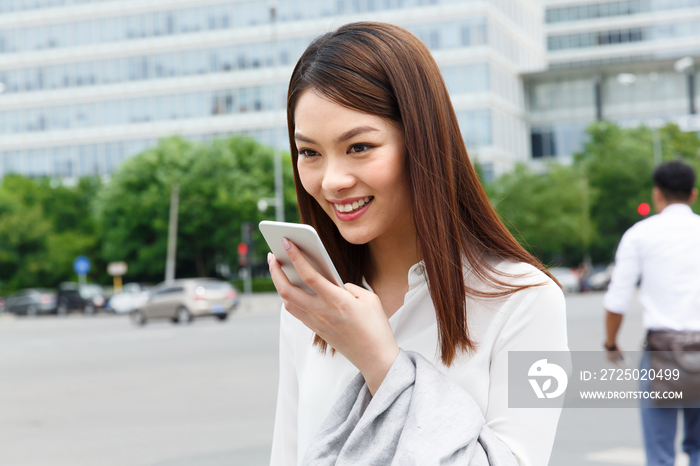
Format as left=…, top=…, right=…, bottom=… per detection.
left=107, top=283, right=151, bottom=314
left=548, top=267, right=581, bottom=293
left=131, top=279, right=240, bottom=325
left=588, top=263, right=615, bottom=291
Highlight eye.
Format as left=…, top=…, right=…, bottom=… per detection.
left=349, top=143, right=372, bottom=154
left=298, top=148, right=319, bottom=158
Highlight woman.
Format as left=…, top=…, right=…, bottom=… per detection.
left=268, top=22, right=568, bottom=466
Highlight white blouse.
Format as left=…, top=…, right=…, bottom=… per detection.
left=269, top=259, right=569, bottom=466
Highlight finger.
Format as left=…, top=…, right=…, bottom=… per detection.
left=344, top=282, right=371, bottom=298
left=282, top=298, right=311, bottom=322
left=268, top=253, right=318, bottom=308
left=282, top=238, right=344, bottom=298
left=284, top=301, right=323, bottom=333
left=270, top=255, right=334, bottom=336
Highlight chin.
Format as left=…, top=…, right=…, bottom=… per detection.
left=343, top=236, right=371, bottom=246
left=334, top=224, right=374, bottom=246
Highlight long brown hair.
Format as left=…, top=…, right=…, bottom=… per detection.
left=286, top=22, right=560, bottom=366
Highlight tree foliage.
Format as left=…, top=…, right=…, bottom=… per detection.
left=0, top=135, right=297, bottom=294
left=487, top=163, right=594, bottom=266
left=0, top=176, right=101, bottom=294
left=94, top=135, right=297, bottom=283
left=487, top=122, right=700, bottom=266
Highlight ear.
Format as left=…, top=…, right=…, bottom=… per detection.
left=690, top=188, right=699, bottom=205
left=652, top=187, right=666, bottom=214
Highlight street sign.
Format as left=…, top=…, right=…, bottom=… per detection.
left=73, top=256, right=91, bottom=275
left=107, top=262, right=128, bottom=276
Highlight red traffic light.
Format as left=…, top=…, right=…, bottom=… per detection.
left=638, top=203, right=651, bottom=216
left=237, top=242, right=248, bottom=256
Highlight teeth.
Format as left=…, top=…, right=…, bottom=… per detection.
left=335, top=196, right=372, bottom=213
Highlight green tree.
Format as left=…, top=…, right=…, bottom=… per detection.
left=574, top=121, right=700, bottom=262
left=662, top=123, right=700, bottom=164
left=0, top=176, right=52, bottom=292
left=43, top=177, right=105, bottom=285
left=488, top=121, right=700, bottom=268
left=487, top=163, right=594, bottom=266
left=95, top=135, right=297, bottom=283
left=0, top=175, right=101, bottom=294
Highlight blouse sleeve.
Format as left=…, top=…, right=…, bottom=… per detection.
left=485, top=278, right=569, bottom=466
left=269, top=306, right=299, bottom=466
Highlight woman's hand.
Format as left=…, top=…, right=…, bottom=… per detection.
left=268, top=238, right=399, bottom=395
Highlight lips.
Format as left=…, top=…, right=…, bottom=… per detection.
left=330, top=196, right=374, bottom=221
left=332, top=196, right=374, bottom=213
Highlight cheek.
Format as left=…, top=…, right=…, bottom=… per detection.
left=298, top=164, right=325, bottom=204
left=364, top=158, right=407, bottom=193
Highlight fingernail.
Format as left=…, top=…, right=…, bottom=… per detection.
left=267, top=252, right=272, bottom=264
left=282, top=237, right=291, bottom=251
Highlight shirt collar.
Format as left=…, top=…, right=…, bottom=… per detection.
left=407, top=261, right=427, bottom=291
left=361, top=260, right=427, bottom=293
left=660, top=203, right=693, bottom=215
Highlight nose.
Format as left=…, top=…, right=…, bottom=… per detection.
left=321, top=155, right=356, bottom=194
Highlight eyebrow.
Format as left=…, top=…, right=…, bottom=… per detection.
left=294, top=126, right=380, bottom=145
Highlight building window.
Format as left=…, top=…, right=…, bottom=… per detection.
left=531, top=130, right=557, bottom=158
left=480, top=162, right=494, bottom=183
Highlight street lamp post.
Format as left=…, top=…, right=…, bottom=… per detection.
left=165, top=184, right=179, bottom=283
left=652, top=124, right=662, bottom=166
left=270, top=1, right=285, bottom=222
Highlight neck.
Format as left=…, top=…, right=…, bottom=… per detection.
left=366, top=226, right=421, bottom=287
left=659, top=201, right=689, bottom=213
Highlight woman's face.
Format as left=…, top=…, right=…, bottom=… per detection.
left=294, top=89, right=414, bottom=247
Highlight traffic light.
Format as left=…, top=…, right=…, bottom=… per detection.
left=638, top=203, right=651, bottom=216
left=238, top=242, right=248, bottom=266
left=239, top=222, right=254, bottom=266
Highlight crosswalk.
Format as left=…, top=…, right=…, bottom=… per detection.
left=586, top=447, right=689, bottom=465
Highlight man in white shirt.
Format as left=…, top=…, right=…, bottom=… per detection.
left=603, top=160, right=700, bottom=466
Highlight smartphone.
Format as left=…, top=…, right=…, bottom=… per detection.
left=259, top=221, right=345, bottom=295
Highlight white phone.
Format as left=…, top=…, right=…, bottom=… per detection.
left=259, top=221, right=346, bottom=295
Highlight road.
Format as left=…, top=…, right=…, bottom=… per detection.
left=0, top=296, right=281, bottom=466
left=0, top=292, right=689, bottom=465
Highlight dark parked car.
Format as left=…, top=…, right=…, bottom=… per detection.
left=5, top=289, right=57, bottom=315
left=57, top=282, right=107, bottom=315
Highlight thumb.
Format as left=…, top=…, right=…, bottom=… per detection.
left=344, top=282, right=370, bottom=297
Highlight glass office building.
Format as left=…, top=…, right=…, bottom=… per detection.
left=527, top=0, right=700, bottom=163
left=0, top=0, right=544, bottom=182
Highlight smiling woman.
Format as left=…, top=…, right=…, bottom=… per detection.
left=268, top=22, right=569, bottom=466
left=294, top=91, right=413, bottom=256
